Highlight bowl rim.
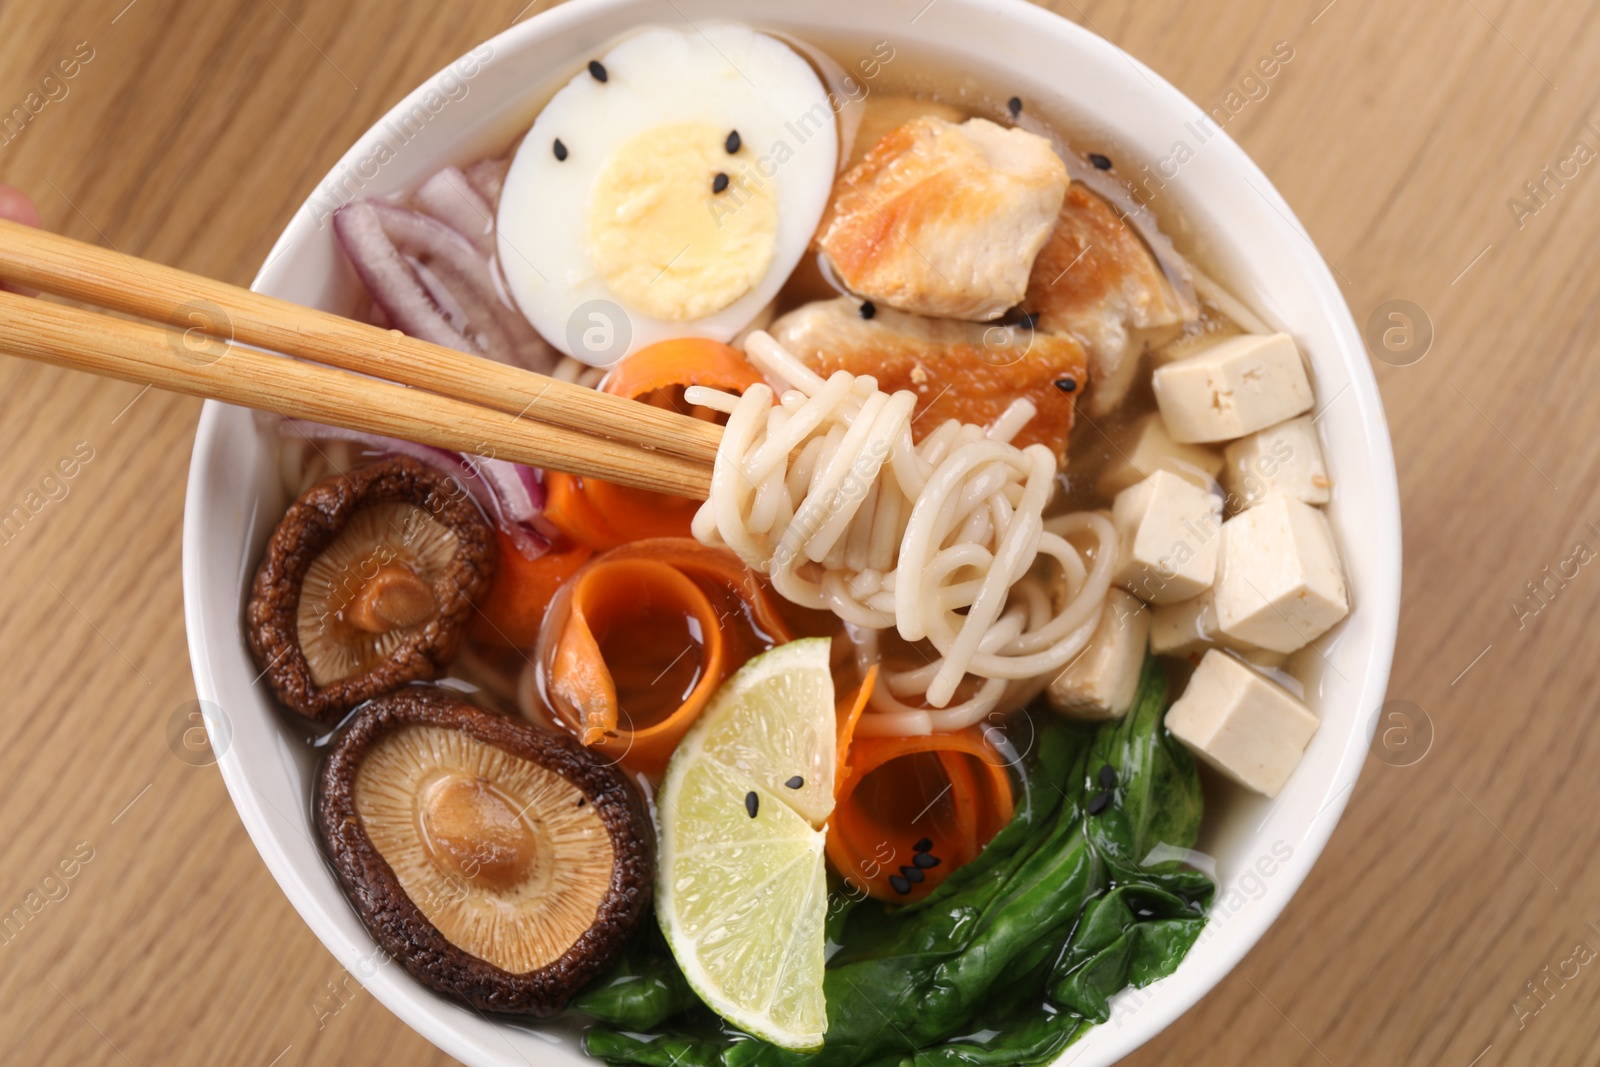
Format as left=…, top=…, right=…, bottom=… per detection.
left=183, top=1, right=1401, bottom=1063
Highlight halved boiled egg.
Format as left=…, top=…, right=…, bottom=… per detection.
left=498, top=24, right=839, bottom=365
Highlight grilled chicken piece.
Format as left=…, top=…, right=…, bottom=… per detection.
left=1023, top=183, right=1192, bottom=416
left=768, top=297, right=1087, bottom=458
left=816, top=117, right=1069, bottom=322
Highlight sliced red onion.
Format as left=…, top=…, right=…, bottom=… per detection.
left=465, top=454, right=561, bottom=549
left=279, top=420, right=551, bottom=561
left=317, top=162, right=597, bottom=561
left=412, top=167, right=496, bottom=255
left=461, top=453, right=543, bottom=520
left=508, top=462, right=560, bottom=541
left=514, top=462, right=543, bottom=504
left=333, top=200, right=467, bottom=351
left=464, top=157, right=510, bottom=208
left=332, top=198, right=556, bottom=372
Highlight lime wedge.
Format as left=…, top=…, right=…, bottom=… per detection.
left=656, top=638, right=835, bottom=1050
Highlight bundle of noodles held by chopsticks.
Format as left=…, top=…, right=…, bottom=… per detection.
left=687, top=330, right=1118, bottom=736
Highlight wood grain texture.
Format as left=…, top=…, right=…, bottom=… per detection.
left=0, top=0, right=1596, bottom=1065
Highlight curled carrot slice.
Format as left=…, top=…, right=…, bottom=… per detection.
left=543, top=474, right=626, bottom=551
left=543, top=339, right=764, bottom=549
left=601, top=538, right=794, bottom=662
left=826, top=726, right=1015, bottom=904
left=598, top=336, right=766, bottom=403
left=548, top=558, right=725, bottom=760
left=835, top=665, right=878, bottom=791
left=469, top=531, right=593, bottom=649
left=536, top=538, right=792, bottom=777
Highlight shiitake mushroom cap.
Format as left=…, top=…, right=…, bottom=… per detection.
left=316, top=687, right=653, bottom=1016
left=247, top=457, right=495, bottom=725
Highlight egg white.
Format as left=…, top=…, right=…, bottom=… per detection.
left=497, top=23, right=838, bottom=364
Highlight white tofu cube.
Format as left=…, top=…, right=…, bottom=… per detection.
left=1151, top=333, right=1313, bottom=443
left=1096, top=413, right=1225, bottom=497
left=1165, top=650, right=1320, bottom=797
left=1221, top=415, right=1331, bottom=510
left=1149, top=594, right=1289, bottom=666
left=1149, top=589, right=1252, bottom=658
left=1112, top=470, right=1224, bottom=605
left=1048, top=590, right=1149, bottom=720
left=1214, top=494, right=1348, bottom=653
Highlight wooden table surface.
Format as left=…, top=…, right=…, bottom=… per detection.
left=1, top=0, right=1596, bottom=1063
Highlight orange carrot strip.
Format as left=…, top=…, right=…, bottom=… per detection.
left=825, top=726, right=1014, bottom=904
left=934, top=749, right=982, bottom=863
left=582, top=476, right=700, bottom=541
left=599, top=337, right=764, bottom=399
left=543, top=470, right=628, bottom=550
left=835, top=665, right=878, bottom=791
left=550, top=608, right=614, bottom=747
left=535, top=539, right=786, bottom=778
left=545, top=557, right=726, bottom=770
left=545, top=340, right=763, bottom=549
left=470, top=531, right=593, bottom=649
left=598, top=538, right=794, bottom=651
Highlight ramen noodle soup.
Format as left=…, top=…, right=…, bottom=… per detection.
left=247, top=21, right=1347, bottom=1065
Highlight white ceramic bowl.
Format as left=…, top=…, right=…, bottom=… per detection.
left=183, top=1, right=1401, bottom=1063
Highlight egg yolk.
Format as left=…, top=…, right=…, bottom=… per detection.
left=586, top=121, right=778, bottom=321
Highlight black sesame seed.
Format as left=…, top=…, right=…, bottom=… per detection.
left=553, top=138, right=569, bottom=162
left=1053, top=377, right=1077, bottom=393
left=577, top=797, right=586, bottom=807
left=899, top=865, right=926, bottom=884
left=745, top=791, right=759, bottom=818
left=712, top=172, right=730, bottom=194
left=860, top=300, right=877, bottom=320
left=588, top=60, right=608, bottom=83
left=1088, top=152, right=1113, bottom=171
left=725, top=129, right=742, bottom=154
left=1087, top=790, right=1113, bottom=816
left=913, top=837, right=933, bottom=853
left=912, top=852, right=941, bottom=869
left=889, top=874, right=913, bottom=895
left=1098, top=764, right=1116, bottom=790
left=1007, top=96, right=1023, bottom=118
left=785, top=775, right=804, bottom=790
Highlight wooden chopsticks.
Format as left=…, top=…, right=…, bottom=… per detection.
left=0, top=220, right=717, bottom=499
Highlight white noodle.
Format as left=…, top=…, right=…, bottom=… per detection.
left=695, top=331, right=1117, bottom=736
left=682, top=385, right=740, bottom=414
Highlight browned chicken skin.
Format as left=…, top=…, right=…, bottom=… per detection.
left=769, top=297, right=1087, bottom=458
left=1023, top=183, right=1191, bottom=415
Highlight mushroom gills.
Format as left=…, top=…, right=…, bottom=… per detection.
left=354, top=724, right=616, bottom=974
left=297, top=503, right=460, bottom=686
